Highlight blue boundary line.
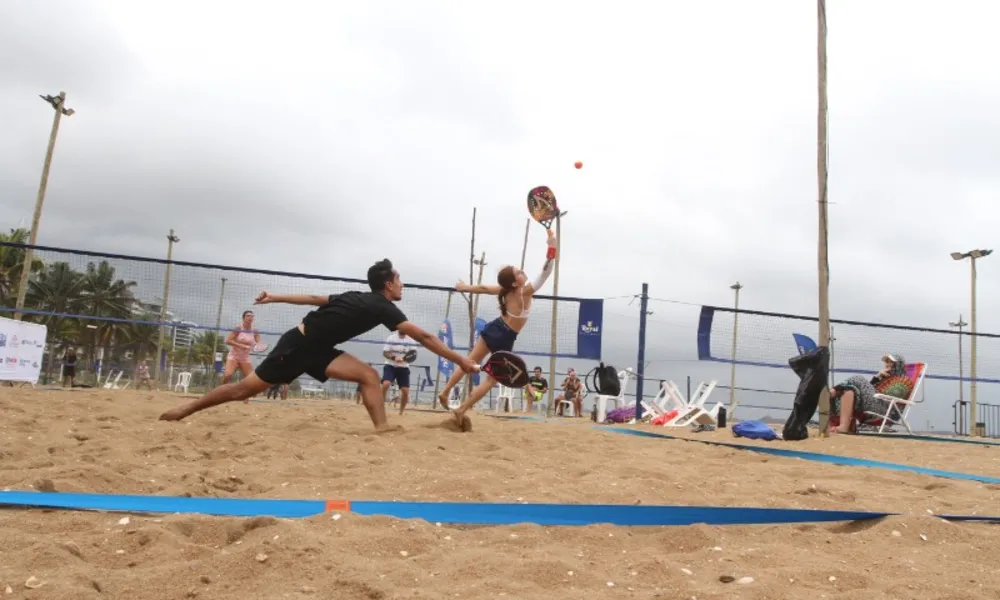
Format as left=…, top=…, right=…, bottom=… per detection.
left=601, top=427, right=1000, bottom=484
left=1, top=490, right=997, bottom=526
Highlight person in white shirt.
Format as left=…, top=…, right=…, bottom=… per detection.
left=382, top=330, right=412, bottom=414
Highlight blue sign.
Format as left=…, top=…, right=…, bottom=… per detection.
left=577, top=299, right=603, bottom=360
left=437, top=319, right=454, bottom=380
left=792, top=333, right=817, bottom=356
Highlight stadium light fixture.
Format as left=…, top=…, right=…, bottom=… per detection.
left=950, top=248, right=993, bottom=436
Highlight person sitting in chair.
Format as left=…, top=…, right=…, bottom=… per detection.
left=524, top=366, right=548, bottom=413
left=554, top=368, right=583, bottom=417
left=829, top=353, right=912, bottom=434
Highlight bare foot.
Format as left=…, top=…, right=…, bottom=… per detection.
left=374, top=424, right=404, bottom=434
left=438, top=392, right=450, bottom=410
left=450, top=409, right=472, bottom=432
left=159, top=407, right=187, bottom=421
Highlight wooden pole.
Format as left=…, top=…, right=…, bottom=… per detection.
left=465, top=208, right=477, bottom=402
left=816, top=0, right=832, bottom=436
left=519, top=218, right=530, bottom=270
left=14, top=92, right=74, bottom=320
left=546, top=216, right=562, bottom=416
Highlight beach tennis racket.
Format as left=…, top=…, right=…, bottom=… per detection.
left=252, top=342, right=269, bottom=352
left=403, top=349, right=418, bottom=363
left=527, top=186, right=565, bottom=230
left=482, top=351, right=530, bottom=388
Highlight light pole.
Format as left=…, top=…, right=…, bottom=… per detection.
left=949, top=315, right=967, bottom=407
left=211, top=277, right=227, bottom=388
left=951, top=249, right=993, bottom=436
left=727, top=281, right=743, bottom=422
left=153, top=230, right=180, bottom=384
left=13, top=92, right=75, bottom=320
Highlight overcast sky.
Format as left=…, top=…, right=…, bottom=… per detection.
left=2, top=0, right=998, bottom=428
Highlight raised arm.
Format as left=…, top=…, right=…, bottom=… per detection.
left=524, top=231, right=557, bottom=296
left=455, top=280, right=502, bottom=295
left=254, top=291, right=329, bottom=306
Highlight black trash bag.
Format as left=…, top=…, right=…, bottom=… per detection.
left=782, top=346, right=830, bottom=441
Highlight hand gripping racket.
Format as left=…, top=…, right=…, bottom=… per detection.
left=482, top=351, right=530, bottom=388
left=403, top=349, right=418, bottom=363
left=527, top=185, right=566, bottom=230
left=252, top=342, right=269, bottom=352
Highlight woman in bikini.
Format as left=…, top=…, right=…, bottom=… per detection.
left=223, top=310, right=261, bottom=392
left=438, top=231, right=557, bottom=425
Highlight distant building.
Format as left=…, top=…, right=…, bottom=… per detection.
left=170, top=321, right=199, bottom=349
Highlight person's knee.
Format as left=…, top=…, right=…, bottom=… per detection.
left=359, top=368, right=380, bottom=387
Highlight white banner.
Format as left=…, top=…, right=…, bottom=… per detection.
left=0, top=316, right=47, bottom=384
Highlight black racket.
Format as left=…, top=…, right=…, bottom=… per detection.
left=482, top=351, right=530, bottom=388
left=403, top=349, right=418, bottom=363
left=527, top=186, right=566, bottom=230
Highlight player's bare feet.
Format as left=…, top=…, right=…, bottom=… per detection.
left=438, top=392, right=450, bottom=410
left=159, top=407, right=187, bottom=421
left=374, top=424, right=404, bottom=434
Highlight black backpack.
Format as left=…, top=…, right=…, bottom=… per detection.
left=585, top=363, right=621, bottom=397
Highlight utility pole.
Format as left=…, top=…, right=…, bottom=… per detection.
left=727, top=281, right=743, bottom=421
left=472, top=252, right=487, bottom=317
left=950, top=315, right=967, bottom=407
left=13, top=92, right=75, bottom=320
left=816, top=0, right=833, bottom=436
left=211, top=277, right=227, bottom=388
left=465, top=208, right=477, bottom=402
left=951, top=249, right=993, bottom=436
left=153, top=230, right=180, bottom=383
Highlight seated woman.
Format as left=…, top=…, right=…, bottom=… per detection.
left=829, top=353, right=912, bottom=434
left=554, top=368, right=584, bottom=417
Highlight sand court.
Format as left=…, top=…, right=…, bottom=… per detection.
left=2, top=387, right=999, bottom=599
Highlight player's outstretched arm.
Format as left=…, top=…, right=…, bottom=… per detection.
left=396, top=321, right=479, bottom=373
left=524, top=231, right=557, bottom=296
left=455, top=280, right=502, bottom=295
left=254, top=291, right=328, bottom=306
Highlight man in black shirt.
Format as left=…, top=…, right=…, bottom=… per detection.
left=525, top=366, right=548, bottom=413
left=159, top=259, right=479, bottom=431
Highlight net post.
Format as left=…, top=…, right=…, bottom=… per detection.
left=634, top=283, right=649, bottom=420
left=546, top=216, right=561, bottom=417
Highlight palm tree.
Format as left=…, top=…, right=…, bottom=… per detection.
left=78, top=260, right=138, bottom=367
left=0, top=228, right=45, bottom=307
left=25, top=261, right=86, bottom=382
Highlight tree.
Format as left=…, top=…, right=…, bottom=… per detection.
left=0, top=228, right=44, bottom=307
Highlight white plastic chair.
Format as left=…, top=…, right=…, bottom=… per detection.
left=173, top=371, right=192, bottom=394
left=495, top=385, right=516, bottom=413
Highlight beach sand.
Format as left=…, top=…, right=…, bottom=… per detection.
left=1, top=387, right=999, bottom=599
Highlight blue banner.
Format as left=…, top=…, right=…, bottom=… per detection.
left=576, top=299, right=603, bottom=360
left=437, top=319, right=454, bottom=380
left=792, top=333, right=817, bottom=356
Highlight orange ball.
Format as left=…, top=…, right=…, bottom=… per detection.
left=574, top=161, right=583, bottom=169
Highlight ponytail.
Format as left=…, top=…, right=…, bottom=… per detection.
left=496, top=265, right=517, bottom=317
left=498, top=293, right=507, bottom=316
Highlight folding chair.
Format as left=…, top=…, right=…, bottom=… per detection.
left=857, top=362, right=927, bottom=434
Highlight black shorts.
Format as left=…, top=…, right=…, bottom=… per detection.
left=254, top=327, right=343, bottom=385
left=381, top=365, right=410, bottom=388
left=63, top=366, right=76, bottom=377
left=481, top=317, right=518, bottom=353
